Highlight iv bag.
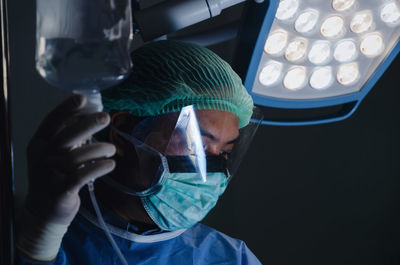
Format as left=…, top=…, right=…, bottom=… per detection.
left=36, top=0, right=133, bottom=93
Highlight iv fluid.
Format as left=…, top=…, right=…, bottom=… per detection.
left=36, top=38, right=131, bottom=93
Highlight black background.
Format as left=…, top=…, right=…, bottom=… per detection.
left=8, top=1, right=400, bottom=264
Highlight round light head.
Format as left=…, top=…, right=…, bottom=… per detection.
left=295, top=9, right=320, bottom=34
left=310, top=67, right=333, bottom=90
left=308, top=41, right=332, bottom=65
left=360, top=33, right=384, bottom=57
left=276, top=0, right=300, bottom=21
left=334, top=39, right=358, bottom=62
left=321, top=16, right=345, bottom=38
left=285, top=38, right=308, bottom=62
left=264, top=30, right=288, bottom=55
left=380, top=2, right=400, bottom=26
left=337, top=62, right=360, bottom=86
left=259, top=61, right=283, bottom=86
left=283, top=67, right=307, bottom=90
left=350, top=11, right=374, bottom=34
left=332, top=0, right=355, bottom=12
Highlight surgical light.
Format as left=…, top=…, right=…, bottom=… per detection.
left=295, top=9, right=320, bottom=34
left=337, top=62, right=360, bottom=85
left=310, top=67, right=334, bottom=90
left=320, top=16, right=345, bottom=38
left=332, top=0, right=355, bottom=12
left=350, top=11, right=374, bottom=34
left=285, top=38, right=308, bottom=61
left=275, top=0, right=300, bottom=21
left=284, top=66, right=307, bottom=90
left=360, top=33, right=385, bottom=57
left=381, top=2, right=400, bottom=25
left=264, top=30, right=288, bottom=55
left=334, top=39, right=358, bottom=62
left=308, top=40, right=331, bottom=65
left=235, top=0, right=400, bottom=125
left=259, top=61, right=283, bottom=86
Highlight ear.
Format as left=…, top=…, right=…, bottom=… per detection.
left=111, top=111, right=136, bottom=132
left=109, top=111, right=141, bottom=156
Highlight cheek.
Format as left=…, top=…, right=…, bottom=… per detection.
left=164, top=130, right=192, bottom=156
left=145, top=132, right=170, bottom=153
left=165, top=137, right=189, bottom=155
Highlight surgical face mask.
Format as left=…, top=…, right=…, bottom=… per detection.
left=142, top=170, right=227, bottom=231
left=104, top=147, right=230, bottom=230
left=141, top=155, right=229, bottom=231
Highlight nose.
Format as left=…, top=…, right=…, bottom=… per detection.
left=204, top=143, right=222, bottom=156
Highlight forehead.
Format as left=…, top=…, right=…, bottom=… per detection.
left=193, top=109, right=239, bottom=140
left=194, top=109, right=238, bottom=127
left=152, top=109, right=239, bottom=131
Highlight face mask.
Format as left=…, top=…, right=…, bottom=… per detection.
left=101, top=153, right=230, bottom=231
left=141, top=170, right=228, bottom=231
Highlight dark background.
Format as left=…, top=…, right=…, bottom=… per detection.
left=8, top=1, right=400, bottom=264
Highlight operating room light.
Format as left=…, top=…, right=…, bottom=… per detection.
left=295, top=9, right=319, bottom=34
left=310, top=67, right=333, bottom=90
left=259, top=61, right=283, bottom=86
left=308, top=40, right=331, bottom=65
left=240, top=0, right=400, bottom=125
left=332, top=0, right=355, bottom=12
left=350, top=11, right=374, bottom=34
left=275, top=0, right=299, bottom=21
left=320, top=16, right=345, bottom=38
left=337, top=62, right=360, bottom=85
left=285, top=38, right=308, bottom=61
left=284, top=66, right=306, bottom=90
left=380, top=2, right=400, bottom=26
left=264, top=30, right=288, bottom=55
left=360, top=33, right=385, bottom=57
left=334, top=39, right=358, bottom=62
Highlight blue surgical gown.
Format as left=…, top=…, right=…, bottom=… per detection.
left=17, top=199, right=261, bottom=265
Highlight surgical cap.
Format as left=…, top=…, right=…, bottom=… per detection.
left=101, top=40, right=253, bottom=128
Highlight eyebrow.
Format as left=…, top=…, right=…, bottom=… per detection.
left=200, top=128, right=239, bottom=145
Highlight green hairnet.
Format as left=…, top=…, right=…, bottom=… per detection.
left=101, top=40, right=253, bottom=128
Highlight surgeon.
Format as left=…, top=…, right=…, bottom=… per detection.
left=16, top=40, right=262, bottom=265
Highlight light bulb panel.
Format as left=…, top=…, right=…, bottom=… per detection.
left=242, top=0, right=400, bottom=125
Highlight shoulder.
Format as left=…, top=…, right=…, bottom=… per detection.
left=183, top=223, right=242, bottom=247
left=181, top=223, right=262, bottom=265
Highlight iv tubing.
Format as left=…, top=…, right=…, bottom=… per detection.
left=88, top=182, right=129, bottom=265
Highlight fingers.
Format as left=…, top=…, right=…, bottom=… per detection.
left=51, top=112, right=111, bottom=151
left=33, top=94, right=87, bottom=140
left=68, top=143, right=116, bottom=165
left=67, top=159, right=116, bottom=193
left=46, top=142, right=116, bottom=171
left=45, top=143, right=116, bottom=171
left=39, top=142, right=116, bottom=196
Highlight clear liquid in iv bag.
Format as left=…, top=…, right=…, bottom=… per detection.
left=36, top=38, right=131, bottom=93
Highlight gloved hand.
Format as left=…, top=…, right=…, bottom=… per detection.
left=16, top=94, right=116, bottom=262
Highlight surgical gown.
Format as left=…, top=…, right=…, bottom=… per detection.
left=17, top=193, right=262, bottom=265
